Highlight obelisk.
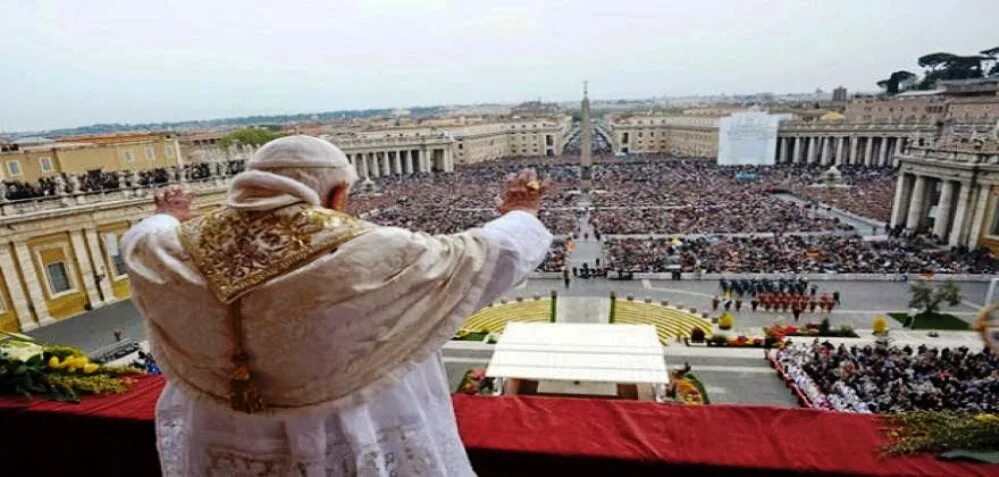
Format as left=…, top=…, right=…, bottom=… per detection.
left=580, top=81, right=593, bottom=191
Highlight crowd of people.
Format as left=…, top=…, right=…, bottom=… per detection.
left=588, top=160, right=896, bottom=225
left=776, top=341, right=998, bottom=413
left=0, top=160, right=246, bottom=201
left=604, top=234, right=998, bottom=274
left=589, top=200, right=850, bottom=235
left=781, top=165, right=897, bottom=223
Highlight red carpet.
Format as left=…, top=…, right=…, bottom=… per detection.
left=0, top=376, right=995, bottom=476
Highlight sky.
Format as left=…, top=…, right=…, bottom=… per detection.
left=1, top=0, right=997, bottom=131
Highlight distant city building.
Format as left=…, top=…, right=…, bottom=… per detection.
left=832, top=87, right=848, bottom=102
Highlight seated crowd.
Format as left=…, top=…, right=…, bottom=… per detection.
left=776, top=341, right=998, bottom=413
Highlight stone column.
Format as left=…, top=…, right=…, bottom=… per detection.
left=68, top=230, right=103, bottom=308
left=805, top=137, right=814, bottom=164
left=368, top=153, right=379, bottom=178
left=849, top=135, right=859, bottom=165
left=905, top=175, right=927, bottom=230
left=932, top=180, right=956, bottom=239
left=948, top=181, right=973, bottom=247
left=392, top=151, right=402, bottom=175
left=443, top=148, right=455, bottom=172
left=891, top=137, right=903, bottom=167
left=878, top=136, right=889, bottom=167
left=0, top=245, right=37, bottom=331
left=778, top=137, right=789, bottom=164
left=835, top=137, right=845, bottom=165
left=820, top=137, right=831, bottom=165
left=864, top=137, right=874, bottom=167
left=84, top=228, right=115, bottom=302
left=890, top=173, right=914, bottom=228
left=13, top=242, right=54, bottom=325
left=967, top=184, right=992, bottom=246
left=791, top=137, right=801, bottom=164
left=381, top=151, right=390, bottom=176
left=357, top=153, right=369, bottom=178
left=401, top=150, right=412, bottom=175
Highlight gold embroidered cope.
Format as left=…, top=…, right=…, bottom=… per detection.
left=178, top=204, right=368, bottom=304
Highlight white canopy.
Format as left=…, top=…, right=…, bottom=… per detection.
left=485, top=323, right=668, bottom=384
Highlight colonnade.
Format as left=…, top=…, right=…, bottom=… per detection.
left=776, top=135, right=914, bottom=167
left=342, top=147, right=454, bottom=179
left=889, top=171, right=993, bottom=247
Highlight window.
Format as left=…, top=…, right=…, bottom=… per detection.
left=39, top=156, right=54, bottom=172
left=104, top=233, right=127, bottom=277
left=6, top=160, right=22, bottom=176
left=46, top=262, right=72, bottom=294
left=123, top=150, right=135, bottom=163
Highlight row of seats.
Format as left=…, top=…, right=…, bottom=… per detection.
left=460, top=299, right=553, bottom=334
left=613, top=301, right=712, bottom=344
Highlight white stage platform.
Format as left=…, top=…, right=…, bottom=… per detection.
left=485, top=322, right=668, bottom=384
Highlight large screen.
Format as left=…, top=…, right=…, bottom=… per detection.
left=716, top=111, right=783, bottom=166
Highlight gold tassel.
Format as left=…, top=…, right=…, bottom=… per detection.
left=229, top=354, right=265, bottom=414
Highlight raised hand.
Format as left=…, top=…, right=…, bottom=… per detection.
left=154, top=185, right=199, bottom=222
left=497, top=168, right=550, bottom=215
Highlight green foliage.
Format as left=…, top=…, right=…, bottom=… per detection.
left=888, top=312, right=970, bottom=331
left=220, top=127, right=284, bottom=148
left=876, top=70, right=917, bottom=95
left=708, top=334, right=728, bottom=346
left=909, top=280, right=963, bottom=317
left=819, top=317, right=831, bottom=335
left=884, top=412, right=999, bottom=456
left=876, top=47, right=995, bottom=92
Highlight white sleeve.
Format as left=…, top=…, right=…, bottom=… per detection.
left=476, top=210, right=553, bottom=308
left=121, top=214, right=181, bottom=251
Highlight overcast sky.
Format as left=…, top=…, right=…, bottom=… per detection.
left=2, top=0, right=996, bottom=131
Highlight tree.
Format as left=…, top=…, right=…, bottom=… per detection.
left=220, top=128, right=284, bottom=149
left=908, top=280, right=963, bottom=318
left=916, top=52, right=988, bottom=89
left=981, top=46, right=999, bottom=76
left=876, top=70, right=917, bottom=95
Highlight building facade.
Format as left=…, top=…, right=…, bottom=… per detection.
left=1, top=134, right=182, bottom=185
left=891, top=141, right=999, bottom=252
left=0, top=179, right=229, bottom=332
left=606, top=115, right=720, bottom=157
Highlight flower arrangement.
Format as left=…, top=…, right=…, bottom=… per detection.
left=0, top=332, right=143, bottom=402
left=453, top=328, right=490, bottom=342
left=706, top=333, right=772, bottom=348
left=765, top=320, right=858, bottom=339
left=873, top=315, right=889, bottom=336
left=883, top=412, right=999, bottom=456
left=456, top=367, right=495, bottom=395
left=717, top=312, right=734, bottom=330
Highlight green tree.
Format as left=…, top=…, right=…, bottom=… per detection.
left=220, top=128, right=284, bottom=149
left=908, top=280, right=963, bottom=317
left=876, top=70, right=917, bottom=95
left=916, top=52, right=987, bottom=89
left=981, top=46, right=999, bottom=76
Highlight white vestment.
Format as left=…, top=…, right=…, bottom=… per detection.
left=123, top=210, right=551, bottom=477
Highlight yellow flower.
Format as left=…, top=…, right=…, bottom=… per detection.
left=82, top=363, right=99, bottom=374
left=48, top=356, right=65, bottom=369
